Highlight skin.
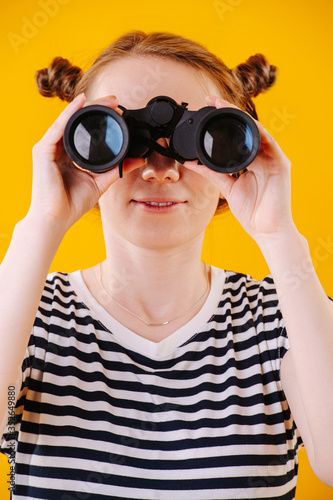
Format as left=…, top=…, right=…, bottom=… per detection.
left=21, top=55, right=333, bottom=485
left=90, top=57, right=223, bottom=252
left=80, top=57, right=224, bottom=342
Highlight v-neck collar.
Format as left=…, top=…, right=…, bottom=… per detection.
left=67, top=265, right=225, bottom=360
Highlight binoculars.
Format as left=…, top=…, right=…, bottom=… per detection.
left=63, top=95, right=260, bottom=177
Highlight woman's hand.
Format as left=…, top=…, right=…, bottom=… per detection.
left=28, top=94, right=145, bottom=233
left=184, top=96, right=296, bottom=245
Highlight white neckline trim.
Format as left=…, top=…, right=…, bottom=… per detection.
left=67, top=265, right=225, bottom=360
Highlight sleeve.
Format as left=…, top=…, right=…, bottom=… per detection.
left=257, top=278, right=333, bottom=392
left=248, top=274, right=288, bottom=375
left=252, top=275, right=304, bottom=449
left=0, top=329, right=36, bottom=457
left=0, top=272, right=61, bottom=457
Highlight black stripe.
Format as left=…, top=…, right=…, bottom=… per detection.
left=13, top=483, right=296, bottom=500
left=13, top=464, right=297, bottom=491
left=19, top=420, right=290, bottom=451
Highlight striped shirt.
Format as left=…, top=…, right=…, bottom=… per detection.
left=1, top=266, right=303, bottom=499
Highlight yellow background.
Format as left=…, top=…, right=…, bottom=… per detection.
left=1, top=0, right=333, bottom=497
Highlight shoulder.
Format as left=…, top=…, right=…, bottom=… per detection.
left=42, top=271, right=82, bottom=301
left=216, top=267, right=278, bottom=302
left=44, top=271, right=71, bottom=290
left=211, top=267, right=283, bottom=329
left=35, top=271, right=84, bottom=324
left=223, top=268, right=275, bottom=287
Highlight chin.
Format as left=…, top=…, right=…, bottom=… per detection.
left=132, top=234, right=185, bottom=251
left=131, top=224, right=203, bottom=251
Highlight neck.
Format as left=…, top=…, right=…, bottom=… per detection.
left=100, top=227, right=208, bottom=325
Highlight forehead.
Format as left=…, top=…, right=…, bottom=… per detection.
left=89, top=55, right=220, bottom=110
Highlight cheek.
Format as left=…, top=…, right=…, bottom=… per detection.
left=99, top=175, right=129, bottom=206
left=190, top=180, right=220, bottom=215
left=98, top=182, right=125, bottom=225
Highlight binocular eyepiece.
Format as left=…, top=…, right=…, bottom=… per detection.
left=63, top=95, right=260, bottom=177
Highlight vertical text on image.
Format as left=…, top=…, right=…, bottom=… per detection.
left=6, top=385, right=16, bottom=492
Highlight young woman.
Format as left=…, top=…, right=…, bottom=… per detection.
left=1, top=31, right=332, bottom=500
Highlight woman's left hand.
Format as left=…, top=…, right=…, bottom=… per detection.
left=184, top=96, right=296, bottom=244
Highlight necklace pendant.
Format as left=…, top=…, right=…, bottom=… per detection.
left=146, top=320, right=169, bottom=326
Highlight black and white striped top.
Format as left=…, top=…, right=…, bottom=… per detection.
left=1, top=266, right=303, bottom=499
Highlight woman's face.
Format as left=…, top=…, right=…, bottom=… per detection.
left=89, top=56, right=222, bottom=250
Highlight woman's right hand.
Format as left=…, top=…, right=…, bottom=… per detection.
left=27, top=94, right=145, bottom=233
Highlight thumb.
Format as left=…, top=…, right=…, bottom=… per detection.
left=183, top=160, right=236, bottom=201
left=93, top=157, right=146, bottom=196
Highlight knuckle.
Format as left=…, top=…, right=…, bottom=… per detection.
left=32, top=142, right=41, bottom=157
left=32, top=139, right=51, bottom=159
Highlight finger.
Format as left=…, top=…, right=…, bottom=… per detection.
left=122, top=157, right=147, bottom=174
left=84, top=94, right=123, bottom=116
left=38, top=94, right=122, bottom=162
left=92, top=157, right=146, bottom=180
left=86, top=157, right=146, bottom=195
left=41, top=93, right=87, bottom=147
left=206, top=95, right=239, bottom=110
left=184, top=160, right=236, bottom=200
left=254, top=120, right=288, bottom=160
left=206, top=95, right=288, bottom=162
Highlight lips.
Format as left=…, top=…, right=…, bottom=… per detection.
left=131, top=199, right=186, bottom=211
left=132, top=198, right=186, bottom=205
left=143, top=201, right=176, bottom=206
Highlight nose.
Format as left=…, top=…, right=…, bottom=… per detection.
left=141, top=138, right=180, bottom=182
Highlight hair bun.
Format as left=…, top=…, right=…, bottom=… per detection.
left=35, top=57, right=83, bottom=102
left=233, top=54, right=277, bottom=98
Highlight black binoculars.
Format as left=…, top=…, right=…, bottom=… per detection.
left=63, top=95, right=260, bottom=177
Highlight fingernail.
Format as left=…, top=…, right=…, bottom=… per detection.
left=72, top=93, right=85, bottom=104
left=137, top=158, right=146, bottom=167
left=110, top=95, right=119, bottom=104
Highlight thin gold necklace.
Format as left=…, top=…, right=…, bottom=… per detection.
left=99, top=262, right=210, bottom=327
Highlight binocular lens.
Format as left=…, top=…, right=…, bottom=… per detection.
left=202, top=116, right=254, bottom=172
left=72, top=113, right=124, bottom=165
left=64, top=106, right=130, bottom=173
